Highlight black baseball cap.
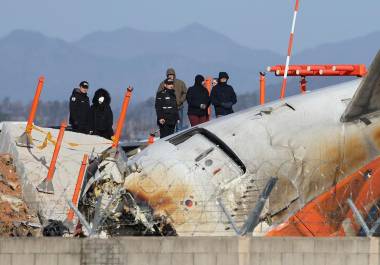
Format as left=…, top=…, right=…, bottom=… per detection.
left=79, top=81, right=89, bottom=88
left=164, top=78, right=174, bottom=85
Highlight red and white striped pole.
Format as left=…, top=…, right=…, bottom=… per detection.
left=280, top=0, right=300, bottom=99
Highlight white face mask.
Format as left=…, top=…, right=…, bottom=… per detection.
left=98, top=96, right=105, bottom=104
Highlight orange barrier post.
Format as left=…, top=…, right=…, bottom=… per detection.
left=112, top=86, right=133, bottom=148
left=259, top=72, right=266, bottom=105
left=205, top=77, right=212, bottom=120
left=16, top=76, right=45, bottom=147
left=148, top=132, right=155, bottom=145
left=37, top=120, right=67, bottom=194
left=300, top=76, right=307, bottom=94
left=66, top=154, right=88, bottom=223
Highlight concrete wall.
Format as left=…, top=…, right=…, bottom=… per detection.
left=0, top=237, right=379, bottom=265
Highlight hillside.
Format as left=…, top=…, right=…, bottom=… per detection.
left=0, top=25, right=378, bottom=106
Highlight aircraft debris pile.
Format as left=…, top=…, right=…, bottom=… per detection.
left=0, top=154, right=40, bottom=237
left=76, top=149, right=177, bottom=237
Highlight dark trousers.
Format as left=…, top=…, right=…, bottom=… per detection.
left=188, top=115, right=208, bottom=127
left=159, top=123, right=176, bottom=138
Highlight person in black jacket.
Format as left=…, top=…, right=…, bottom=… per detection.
left=210, top=72, right=237, bottom=117
left=69, top=81, right=91, bottom=134
left=155, top=79, right=179, bottom=138
left=89, top=88, right=114, bottom=140
left=186, top=75, right=210, bottom=126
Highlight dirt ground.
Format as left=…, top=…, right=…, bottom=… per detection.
left=0, top=154, right=40, bottom=236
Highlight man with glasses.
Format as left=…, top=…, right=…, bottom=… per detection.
left=69, top=81, right=91, bottom=134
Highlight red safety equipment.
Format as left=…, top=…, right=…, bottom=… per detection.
left=269, top=64, right=367, bottom=77
left=266, top=64, right=367, bottom=99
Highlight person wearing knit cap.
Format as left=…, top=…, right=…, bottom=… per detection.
left=186, top=74, right=210, bottom=126
left=157, top=68, right=187, bottom=131
left=210, top=72, right=237, bottom=117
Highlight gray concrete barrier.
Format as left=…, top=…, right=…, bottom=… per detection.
left=0, top=237, right=379, bottom=265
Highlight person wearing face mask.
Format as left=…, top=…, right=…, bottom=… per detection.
left=210, top=72, right=237, bottom=117
left=69, top=81, right=91, bottom=134
left=89, top=88, right=114, bottom=140
left=186, top=74, right=210, bottom=126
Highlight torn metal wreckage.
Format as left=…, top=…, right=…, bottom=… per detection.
left=69, top=50, right=380, bottom=238
left=3, top=50, right=380, bottom=238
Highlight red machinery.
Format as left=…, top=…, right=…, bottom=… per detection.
left=268, top=64, right=367, bottom=78
left=259, top=64, right=368, bottom=105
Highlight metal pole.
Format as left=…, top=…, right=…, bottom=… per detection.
left=347, top=198, right=370, bottom=236
left=205, top=77, right=212, bottom=120
left=259, top=72, right=266, bottom=105
left=16, top=76, right=45, bottom=147
left=280, top=0, right=300, bottom=99
left=300, top=76, right=307, bottom=94
left=66, top=154, right=88, bottom=222
left=112, top=86, right=133, bottom=148
left=37, top=120, right=67, bottom=194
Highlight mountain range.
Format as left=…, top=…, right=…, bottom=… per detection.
left=0, top=23, right=379, bottom=105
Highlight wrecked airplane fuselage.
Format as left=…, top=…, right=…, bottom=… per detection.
left=123, top=78, right=380, bottom=236
left=79, top=50, right=380, bottom=237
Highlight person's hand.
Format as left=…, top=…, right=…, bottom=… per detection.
left=159, top=119, right=165, bottom=125
left=200, top=104, right=206, bottom=109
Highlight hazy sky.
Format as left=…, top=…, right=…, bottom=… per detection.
left=1, top=0, right=380, bottom=53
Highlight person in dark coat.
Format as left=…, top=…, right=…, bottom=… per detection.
left=210, top=72, right=237, bottom=117
left=89, top=88, right=114, bottom=140
left=69, top=81, right=91, bottom=134
left=186, top=75, right=210, bottom=126
left=157, top=68, right=187, bottom=131
left=155, top=79, right=179, bottom=138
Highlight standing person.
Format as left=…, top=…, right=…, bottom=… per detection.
left=155, top=79, right=179, bottom=138
left=89, top=88, right=114, bottom=140
left=186, top=75, right=210, bottom=126
left=210, top=72, right=237, bottom=117
left=69, top=81, right=91, bottom=134
left=158, top=68, right=187, bottom=131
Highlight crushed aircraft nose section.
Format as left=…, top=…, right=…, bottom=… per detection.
left=77, top=147, right=177, bottom=236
